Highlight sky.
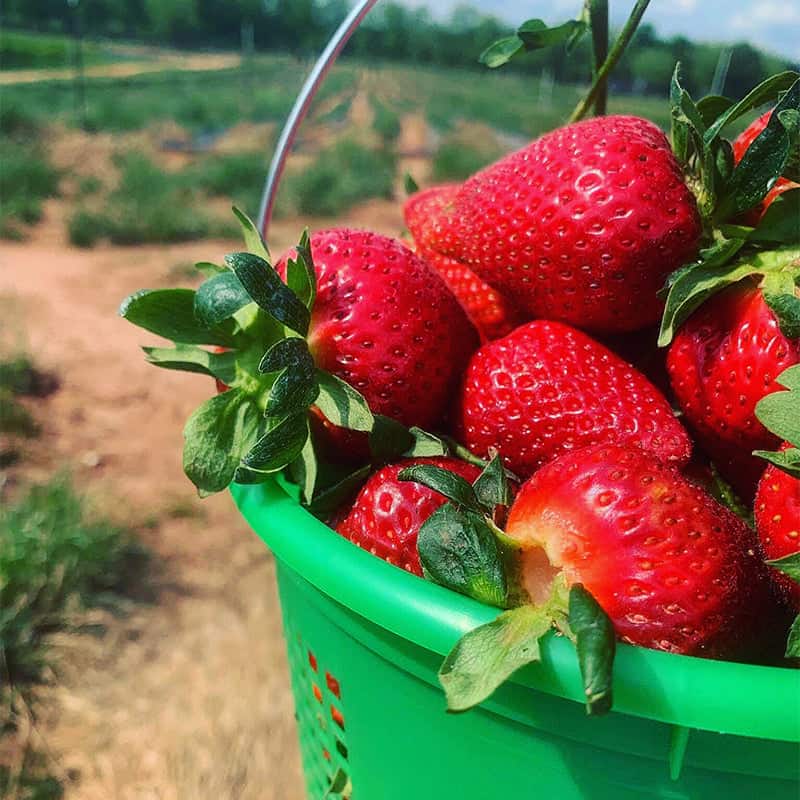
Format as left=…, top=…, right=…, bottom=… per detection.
left=398, top=0, right=800, bottom=62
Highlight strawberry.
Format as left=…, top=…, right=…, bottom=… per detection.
left=403, top=183, right=462, bottom=256
left=732, top=110, right=799, bottom=225
left=122, top=215, right=478, bottom=498
left=455, top=320, right=691, bottom=479
left=445, top=116, right=702, bottom=333
left=755, top=447, right=800, bottom=609
left=336, top=457, right=481, bottom=575
left=404, top=185, right=522, bottom=340
left=667, top=281, right=800, bottom=499
left=505, top=443, right=780, bottom=659
left=276, top=228, right=478, bottom=432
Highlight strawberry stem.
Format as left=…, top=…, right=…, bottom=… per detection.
left=588, top=0, right=609, bottom=117
left=569, top=0, right=652, bottom=124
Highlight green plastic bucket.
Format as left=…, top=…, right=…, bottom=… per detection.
left=231, top=478, right=800, bottom=799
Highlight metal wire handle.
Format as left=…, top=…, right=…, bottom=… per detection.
left=257, top=0, right=380, bottom=238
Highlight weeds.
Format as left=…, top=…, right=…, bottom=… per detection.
left=431, top=131, right=505, bottom=182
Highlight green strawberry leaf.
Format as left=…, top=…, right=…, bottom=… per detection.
left=568, top=583, right=615, bottom=716
left=417, top=504, right=512, bottom=607
left=262, top=339, right=319, bottom=419
left=142, top=344, right=237, bottom=384
left=195, top=261, right=227, bottom=277
left=182, top=390, right=261, bottom=494
left=755, top=365, right=800, bottom=448
left=120, top=288, right=236, bottom=347
left=194, top=271, right=252, bottom=327
left=232, top=463, right=273, bottom=485
left=405, top=427, right=448, bottom=458
left=289, top=435, right=319, bottom=505
left=753, top=446, right=800, bottom=479
left=719, top=79, right=800, bottom=218
left=473, top=454, right=512, bottom=511
left=696, top=94, right=734, bottom=127
left=750, top=189, right=800, bottom=244
left=703, top=71, right=800, bottom=145
left=669, top=64, right=705, bottom=165
left=315, top=370, right=375, bottom=433
left=517, top=18, right=586, bottom=50
left=438, top=604, right=553, bottom=712
left=479, top=36, right=524, bottom=69
left=657, top=238, right=749, bottom=346
left=764, top=293, right=800, bottom=339
left=785, top=614, right=800, bottom=658
left=403, top=172, right=419, bottom=195
left=225, top=252, right=310, bottom=336
left=242, top=413, right=310, bottom=473
left=233, top=206, right=270, bottom=261
left=368, top=414, right=414, bottom=461
left=398, top=465, right=482, bottom=512
left=308, top=465, right=371, bottom=517
left=285, top=229, right=316, bottom=311
left=765, top=551, right=800, bottom=584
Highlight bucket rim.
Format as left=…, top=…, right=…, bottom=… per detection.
left=231, top=478, right=800, bottom=743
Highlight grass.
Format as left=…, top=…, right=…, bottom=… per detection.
left=371, top=96, right=401, bottom=145
left=181, top=151, right=267, bottom=221
left=432, top=130, right=505, bottom=182
left=0, top=30, right=116, bottom=70
left=0, top=141, right=60, bottom=240
left=0, top=475, right=142, bottom=688
left=277, top=138, right=396, bottom=218
left=68, top=152, right=222, bottom=247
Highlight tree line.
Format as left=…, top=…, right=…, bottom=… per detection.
left=4, top=0, right=796, bottom=100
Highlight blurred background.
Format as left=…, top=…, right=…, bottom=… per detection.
left=0, top=2, right=798, bottom=798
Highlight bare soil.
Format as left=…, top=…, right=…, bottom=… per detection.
left=0, top=192, right=404, bottom=798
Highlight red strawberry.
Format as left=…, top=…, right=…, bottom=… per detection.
left=404, top=185, right=522, bottom=340
left=403, top=183, right=462, bottom=256
left=276, top=229, right=478, bottom=432
left=445, top=116, right=702, bottom=333
left=732, top=110, right=799, bottom=225
left=505, top=443, right=779, bottom=659
left=667, top=282, right=800, bottom=499
left=336, top=457, right=482, bottom=575
left=455, top=320, right=691, bottom=479
left=755, top=448, right=800, bottom=609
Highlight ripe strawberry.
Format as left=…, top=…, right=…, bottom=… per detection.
left=455, top=320, right=691, bottom=479
left=336, top=457, right=481, bottom=575
left=404, top=185, right=522, bottom=340
left=667, top=281, right=800, bottom=499
left=403, top=183, right=462, bottom=256
left=276, top=228, right=478, bottom=431
left=755, top=449, right=800, bottom=609
left=505, top=443, right=779, bottom=659
left=446, top=116, right=702, bottom=333
left=732, top=110, right=799, bottom=225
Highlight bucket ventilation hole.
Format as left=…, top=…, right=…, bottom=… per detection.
left=284, top=623, right=352, bottom=799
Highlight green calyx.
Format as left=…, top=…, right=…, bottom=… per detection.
left=400, top=458, right=616, bottom=715
left=658, top=70, right=800, bottom=346
left=120, top=208, right=450, bottom=502
left=755, top=364, right=800, bottom=480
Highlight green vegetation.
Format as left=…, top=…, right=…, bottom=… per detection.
left=432, top=129, right=505, bottom=182
left=181, top=150, right=267, bottom=219
left=277, top=138, right=396, bottom=218
left=0, top=140, right=59, bottom=240
left=68, top=152, right=224, bottom=247
left=0, top=29, right=115, bottom=70
left=371, top=96, right=401, bottom=145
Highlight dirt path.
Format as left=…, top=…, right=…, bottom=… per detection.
left=0, top=197, right=403, bottom=799
left=0, top=53, right=241, bottom=86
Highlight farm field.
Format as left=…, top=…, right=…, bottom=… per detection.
left=0, top=32, right=769, bottom=799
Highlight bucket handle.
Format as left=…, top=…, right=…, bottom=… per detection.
left=257, top=0, right=380, bottom=237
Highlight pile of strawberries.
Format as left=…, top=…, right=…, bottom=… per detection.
left=123, top=75, right=800, bottom=712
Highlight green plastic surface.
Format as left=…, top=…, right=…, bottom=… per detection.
left=231, top=479, right=800, bottom=800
